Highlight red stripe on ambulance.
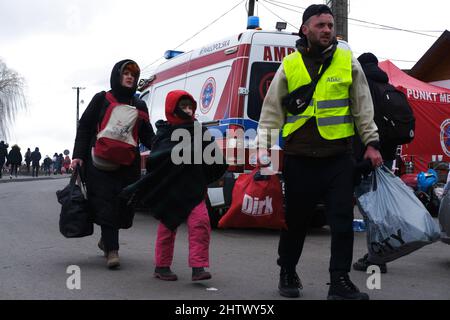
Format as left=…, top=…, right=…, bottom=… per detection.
left=150, top=44, right=251, bottom=86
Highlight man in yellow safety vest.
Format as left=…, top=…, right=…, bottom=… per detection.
left=257, top=4, right=383, bottom=300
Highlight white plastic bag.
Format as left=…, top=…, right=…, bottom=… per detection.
left=357, top=166, right=441, bottom=264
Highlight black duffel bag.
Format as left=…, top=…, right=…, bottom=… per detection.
left=56, top=164, right=93, bottom=238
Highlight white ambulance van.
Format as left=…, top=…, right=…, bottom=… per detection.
left=138, top=27, right=347, bottom=226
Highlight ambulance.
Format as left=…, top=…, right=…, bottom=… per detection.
left=138, top=22, right=343, bottom=227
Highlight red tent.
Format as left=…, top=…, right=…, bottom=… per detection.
left=379, top=60, right=450, bottom=173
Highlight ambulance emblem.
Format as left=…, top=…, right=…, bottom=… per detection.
left=440, top=119, right=450, bottom=156
left=200, top=77, right=216, bottom=114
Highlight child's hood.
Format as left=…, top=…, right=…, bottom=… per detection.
left=165, top=90, right=197, bottom=125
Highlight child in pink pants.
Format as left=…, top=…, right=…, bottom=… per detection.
left=154, top=201, right=211, bottom=281
left=150, top=90, right=227, bottom=281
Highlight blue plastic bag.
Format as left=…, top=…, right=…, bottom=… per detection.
left=357, top=166, right=441, bottom=264
left=417, top=169, right=438, bottom=192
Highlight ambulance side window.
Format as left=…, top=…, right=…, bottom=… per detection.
left=247, top=62, right=281, bottom=121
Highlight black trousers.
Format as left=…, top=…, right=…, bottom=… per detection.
left=101, top=225, right=119, bottom=252
left=10, top=164, right=19, bottom=177
left=32, top=165, right=39, bottom=177
left=278, top=154, right=355, bottom=274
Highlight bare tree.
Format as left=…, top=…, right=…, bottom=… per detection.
left=0, top=59, right=27, bottom=140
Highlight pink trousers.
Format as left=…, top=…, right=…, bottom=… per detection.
left=155, top=201, right=211, bottom=268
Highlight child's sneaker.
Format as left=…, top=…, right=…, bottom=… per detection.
left=192, top=267, right=211, bottom=281
left=154, top=267, right=178, bottom=281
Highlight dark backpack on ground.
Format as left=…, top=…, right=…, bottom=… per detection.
left=371, top=82, right=415, bottom=146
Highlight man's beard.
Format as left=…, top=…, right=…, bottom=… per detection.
left=308, top=35, right=336, bottom=53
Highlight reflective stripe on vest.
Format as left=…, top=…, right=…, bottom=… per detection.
left=282, top=48, right=354, bottom=140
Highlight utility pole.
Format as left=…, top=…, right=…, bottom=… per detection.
left=247, top=0, right=260, bottom=29
left=72, top=87, right=85, bottom=129
left=326, top=0, right=348, bottom=41
left=248, top=0, right=256, bottom=17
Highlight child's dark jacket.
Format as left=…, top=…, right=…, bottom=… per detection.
left=122, top=120, right=227, bottom=230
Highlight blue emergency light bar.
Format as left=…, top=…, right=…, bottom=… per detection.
left=164, top=50, right=184, bottom=59
left=247, top=16, right=260, bottom=29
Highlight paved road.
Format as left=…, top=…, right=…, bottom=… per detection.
left=0, top=178, right=449, bottom=300
left=0, top=173, right=68, bottom=184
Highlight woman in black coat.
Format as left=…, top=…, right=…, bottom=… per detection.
left=0, top=141, right=8, bottom=179
left=71, top=59, right=154, bottom=269
left=7, top=144, right=22, bottom=178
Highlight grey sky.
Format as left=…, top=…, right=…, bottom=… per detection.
left=0, top=1, right=105, bottom=38
left=0, top=0, right=448, bottom=158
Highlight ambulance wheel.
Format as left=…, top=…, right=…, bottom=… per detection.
left=206, top=197, right=221, bottom=229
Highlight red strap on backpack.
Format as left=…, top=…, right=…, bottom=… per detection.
left=102, top=92, right=149, bottom=127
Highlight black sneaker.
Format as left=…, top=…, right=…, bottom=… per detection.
left=353, top=254, right=387, bottom=273
left=278, top=268, right=301, bottom=298
left=154, top=267, right=178, bottom=281
left=327, top=273, right=369, bottom=300
left=192, top=267, right=212, bottom=281
left=293, top=272, right=303, bottom=289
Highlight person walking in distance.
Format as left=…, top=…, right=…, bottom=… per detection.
left=31, top=147, right=42, bottom=177
left=71, top=59, right=154, bottom=269
left=58, top=154, right=64, bottom=174
left=256, top=4, right=382, bottom=300
left=63, top=154, right=71, bottom=174
left=25, top=148, right=32, bottom=174
left=7, top=144, right=22, bottom=179
left=43, top=155, right=52, bottom=176
left=52, top=153, right=58, bottom=174
left=0, top=141, right=8, bottom=179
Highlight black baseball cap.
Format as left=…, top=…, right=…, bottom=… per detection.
left=299, top=4, right=333, bottom=37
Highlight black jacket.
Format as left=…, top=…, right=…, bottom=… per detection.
left=43, top=157, right=52, bottom=167
left=25, top=150, right=31, bottom=163
left=356, top=60, right=396, bottom=161
left=72, top=59, right=155, bottom=229
left=31, top=150, right=41, bottom=165
left=7, top=146, right=22, bottom=165
left=121, top=120, right=227, bottom=230
left=0, top=142, right=7, bottom=163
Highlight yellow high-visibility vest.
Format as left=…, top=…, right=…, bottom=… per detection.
left=282, top=47, right=354, bottom=139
